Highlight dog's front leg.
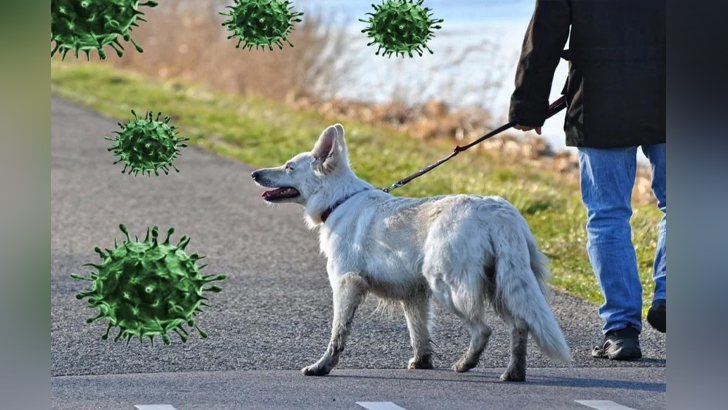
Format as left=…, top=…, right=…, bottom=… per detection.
left=302, top=272, right=368, bottom=376
left=403, top=297, right=434, bottom=369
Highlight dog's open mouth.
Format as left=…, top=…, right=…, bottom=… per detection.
left=261, top=187, right=300, bottom=202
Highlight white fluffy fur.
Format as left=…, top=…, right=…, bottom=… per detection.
left=252, top=124, right=571, bottom=380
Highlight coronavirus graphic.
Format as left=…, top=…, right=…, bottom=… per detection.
left=51, top=0, right=158, bottom=60
left=359, top=0, right=443, bottom=58
left=72, top=224, right=226, bottom=345
left=106, top=110, right=187, bottom=176
left=221, top=0, right=304, bottom=50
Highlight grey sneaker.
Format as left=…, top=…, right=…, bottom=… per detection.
left=647, top=299, right=666, bottom=333
left=592, top=327, right=642, bottom=360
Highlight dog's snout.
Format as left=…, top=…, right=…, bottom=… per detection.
left=251, top=171, right=261, bottom=181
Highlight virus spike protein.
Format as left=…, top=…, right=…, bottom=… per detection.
left=51, top=0, right=158, bottom=60
left=72, top=224, right=226, bottom=345
left=105, top=110, right=188, bottom=176
left=221, top=0, right=304, bottom=51
left=359, top=0, right=444, bottom=58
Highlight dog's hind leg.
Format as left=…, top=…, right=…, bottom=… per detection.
left=449, top=278, right=492, bottom=373
left=427, top=274, right=492, bottom=373
left=453, top=317, right=492, bottom=373
left=302, top=272, right=368, bottom=376
left=500, top=317, right=528, bottom=382
left=403, top=296, right=434, bottom=369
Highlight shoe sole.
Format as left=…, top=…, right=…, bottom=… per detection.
left=647, top=305, right=666, bottom=333
left=607, top=347, right=642, bottom=360
left=593, top=347, right=642, bottom=361
left=592, top=342, right=643, bottom=361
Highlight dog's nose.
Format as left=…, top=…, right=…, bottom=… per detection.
left=251, top=171, right=260, bottom=181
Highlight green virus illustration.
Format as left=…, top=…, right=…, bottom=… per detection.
left=51, top=0, right=158, bottom=60
left=221, top=0, right=304, bottom=51
left=360, top=0, right=443, bottom=58
left=106, top=110, right=188, bottom=176
left=72, top=224, right=227, bottom=345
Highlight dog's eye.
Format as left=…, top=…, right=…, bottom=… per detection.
left=285, top=164, right=293, bottom=172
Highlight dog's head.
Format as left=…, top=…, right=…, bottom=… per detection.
left=251, top=124, right=350, bottom=206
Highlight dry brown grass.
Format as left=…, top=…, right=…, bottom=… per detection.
left=110, top=0, right=360, bottom=101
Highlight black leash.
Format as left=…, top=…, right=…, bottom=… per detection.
left=381, top=96, right=567, bottom=193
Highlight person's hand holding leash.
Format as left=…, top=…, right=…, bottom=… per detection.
left=514, top=125, right=541, bottom=135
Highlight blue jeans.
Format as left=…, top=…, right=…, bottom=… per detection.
left=578, top=144, right=666, bottom=333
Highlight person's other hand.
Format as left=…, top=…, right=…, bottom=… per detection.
left=514, top=125, right=542, bottom=135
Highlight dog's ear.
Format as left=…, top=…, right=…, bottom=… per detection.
left=312, top=124, right=347, bottom=173
left=334, top=123, right=345, bottom=139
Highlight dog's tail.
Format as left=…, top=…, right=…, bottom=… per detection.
left=494, top=232, right=571, bottom=364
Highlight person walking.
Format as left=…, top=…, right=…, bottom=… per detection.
left=509, top=0, right=666, bottom=360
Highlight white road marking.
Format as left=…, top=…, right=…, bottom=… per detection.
left=134, top=406, right=178, bottom=410
left=575, top=400, right=637, bottom=410
left=356, top=402, right=408, bottom=410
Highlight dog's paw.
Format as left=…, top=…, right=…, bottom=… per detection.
left=499, top=369, right=526, bottom=382
left=301, top=364, right=331, bottom=376
left=452, top=357, right=478, bottom=373
left=408, top=355, right=434, bottom=370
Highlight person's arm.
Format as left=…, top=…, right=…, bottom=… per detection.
left=509, top=0, right=571, bottom=132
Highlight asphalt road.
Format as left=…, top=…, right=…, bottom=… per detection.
left=51, top=97, right=666, bottom=409
left=51, top=367, right=666, bottom=410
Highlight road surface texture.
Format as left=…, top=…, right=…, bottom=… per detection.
left=51, top=97, right=666, bottom=409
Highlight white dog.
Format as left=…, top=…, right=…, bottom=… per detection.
left=251, top=124, right=571, bottom=381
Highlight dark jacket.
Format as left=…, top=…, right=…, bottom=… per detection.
left=509, top=0, right=666, bottom=148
